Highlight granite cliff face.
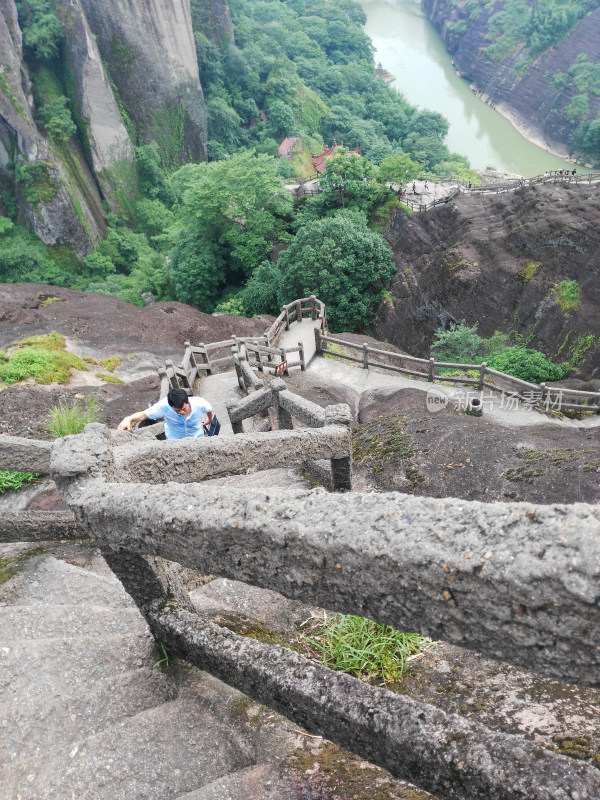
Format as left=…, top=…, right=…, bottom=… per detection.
left=422, top=0, right=600, bottom=159
left=0, top=0, right=209, bottom=254
left=0, top=0, right=106, bottom=255
left=374, top=183, right=600, bottom=380
left=79, top=0, right=207, bottom=168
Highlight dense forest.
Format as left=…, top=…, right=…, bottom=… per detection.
left=0, top=0, right=479, bottom=332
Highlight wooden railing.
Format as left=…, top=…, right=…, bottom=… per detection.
left=315, top=331, right=600, bottom=413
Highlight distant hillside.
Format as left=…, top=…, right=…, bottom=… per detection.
left=423, top=0, right=600, bottom=164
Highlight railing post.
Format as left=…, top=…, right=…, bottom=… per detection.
left=233, top=353, right=244, bottom=391
left=428, top=358, right=435, bottom=382
left=271, top=377, right=293, bottom=430
left=310, top=294, right=317, bottom=321
left=362, top=343, right=369, bottom=370
left=325, top=404, right=352, bottom=492
left=314, top=327, right=323, bottom=355
left=479, top=362, right=487, bottom=390
left=296, top=300, right=302, bottom=323
left=285, top=306, right=290, bottom=331
left=158, top=366, right=169, bottom=398
left=280, top=347, right=288, bottom=375
left=299, top=342, right=306, bottom=371
left=226, top=399, right=244, bottom=434
left=540, top=382, right=547, bottom=410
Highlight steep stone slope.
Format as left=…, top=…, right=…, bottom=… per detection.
left=374, top=183, right=600, bottom=378
left=423, top=0, right=600, bottom=158
left=0, top=0, right=107, bottom=254
left=79, top=0, right=207, bottom=167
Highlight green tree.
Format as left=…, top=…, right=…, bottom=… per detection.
left=378, top=153, right=421, bottom=184
left=167, top=151, right=292, bottom=307
left=266, top=99, right=297, bottom=138
left=278, top=210, right=395, bottom=332
left=319, top=148, right=384, bottom=211
left=430, top=324, right=483, bottom=363
left=242, top=260, right=282, bottom=316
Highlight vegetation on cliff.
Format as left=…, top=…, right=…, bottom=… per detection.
left=426, top=0, right=600, bottom=163
left=1, top=0, right=476, bottom=333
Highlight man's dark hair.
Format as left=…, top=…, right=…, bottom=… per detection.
left=167, top=388, right=189, bottom=409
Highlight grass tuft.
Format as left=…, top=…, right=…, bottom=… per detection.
left=0, top=470, right=40, bottom=493
left=45, top=397, right=102, bottom=438
left=304, top=613, right=431, bottom=685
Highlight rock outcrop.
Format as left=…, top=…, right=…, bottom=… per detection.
left=0, top=0, right=106, bottom=255
left=79, top=0, right=207, bottom=167
left=423, top=0, right=600, bottom=159
left=374, top=182, right=600, bottom=378
left=56, top=0, right=135, bottom=212
left=191, top=0, right=234, bottom=45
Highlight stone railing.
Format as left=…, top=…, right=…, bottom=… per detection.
left=158, top=296, right=326, bottom=396
left=315, top=330, right=600, bottom=413
left=1, top=426, right=599, bottom=800
left=225, top=377, right=352, bottom=491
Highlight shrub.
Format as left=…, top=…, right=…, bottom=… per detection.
left=45, top=397, right=102, bottom=437
left=487, top=347, right=566, bottom=383
left=97, top=373, right=124, bottom=384
left=430, top=323, right=483, bottom=363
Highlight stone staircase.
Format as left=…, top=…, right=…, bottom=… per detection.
left=0, top=543, right=321, bottom=800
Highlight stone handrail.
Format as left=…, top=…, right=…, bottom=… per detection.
left=316, top=331, right=600, bottom=413
left=158, top=296, right=326, bottom=396
left=225, top=377, right=352, bottom=491
left=1, top=424, right=600, bottom=799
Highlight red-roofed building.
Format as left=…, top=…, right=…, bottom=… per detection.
left=311, top=141, right=359, bottom=174
left=278, top=136, right=300, bottom=158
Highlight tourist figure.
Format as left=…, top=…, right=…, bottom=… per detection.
left=412, top=182, right=416, bottom=194
left=117, top=387, right=218, bottom=439
left=424, top=180, right=428, bottom=191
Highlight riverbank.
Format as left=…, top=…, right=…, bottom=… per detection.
left=362, top=0, right=575, bottom=174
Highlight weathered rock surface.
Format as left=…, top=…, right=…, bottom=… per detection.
left=56, top=0, right=135, bottom=210
left=0, top=0, right=105, bottom=254
left=79, top=0, right=207, bottom=165
left=374, top=183, right=600, bottom=377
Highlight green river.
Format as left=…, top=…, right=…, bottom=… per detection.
left=361, top=0, right=575, bottom=175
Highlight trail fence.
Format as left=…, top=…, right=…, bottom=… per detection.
left=0, top=427, right=598, bottom=800
left=315, top=330, right=600, bottom=413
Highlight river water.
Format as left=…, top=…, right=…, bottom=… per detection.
left=361, top=0, right=574, bottom=175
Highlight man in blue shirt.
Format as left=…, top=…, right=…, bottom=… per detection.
left=117, top=388, right=214, bottom=439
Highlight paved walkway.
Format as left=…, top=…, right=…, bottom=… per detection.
left=277, top=316, right=321, bottom=367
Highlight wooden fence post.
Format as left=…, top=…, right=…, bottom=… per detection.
left=479, top=362, right=487, bottom=390
left=428, top=358, right=435, bottom=382
left=280, top=347, right=288, bottom=375
left=362, top=343, right=369, bottom=370
left=284, top=306, right=290, bottom=331
left=296, top=300, right=303, bottom=323
left=299, top=342, right=306, bottom=371
left=310, top=295, right=317, bottom=320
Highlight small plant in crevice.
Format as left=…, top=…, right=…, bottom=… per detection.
left=153, top=644, right=170, bottom=669
left=304, top=613, right=431, bottom=686
left=45, top=396, right=102, bottom=438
